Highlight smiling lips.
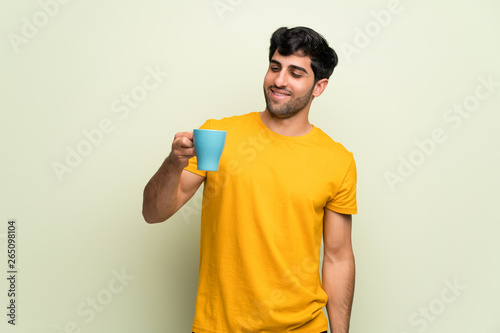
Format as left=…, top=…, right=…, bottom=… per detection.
left=270, top=87, right=291, bottom=99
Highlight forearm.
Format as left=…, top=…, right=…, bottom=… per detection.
left=142, top=155, right=184, bottom=223
left=322, top=255, right=355, bottom=333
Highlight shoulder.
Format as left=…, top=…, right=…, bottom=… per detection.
left=312, top=127, right=354, bottom=164
left=203, top=112, right=257, bottom=130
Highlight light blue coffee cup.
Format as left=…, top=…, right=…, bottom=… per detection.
left=193, top=129, right=227, bottom=171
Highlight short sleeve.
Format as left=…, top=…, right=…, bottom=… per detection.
left=326, top=156, right=357, bottom=215
left=183, top=119, right=212, bottom=178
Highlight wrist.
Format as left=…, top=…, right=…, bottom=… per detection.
left=164, top=154, right=187, bottom=173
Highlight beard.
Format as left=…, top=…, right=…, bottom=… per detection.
left=264, top=85, right=314, bottom=119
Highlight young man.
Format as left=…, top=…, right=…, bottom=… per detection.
left=143, top=26, right=357, bottom=333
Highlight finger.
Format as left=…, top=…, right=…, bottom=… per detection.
left=172, top=136, right=193, bottom=150
left=174, top=131, right=194, bottom=140
left=181, top=147, right=196, bottom=157
left=178, top=137, right=194, bottom=149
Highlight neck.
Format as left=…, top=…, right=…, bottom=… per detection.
left=260, top=109, right=313, bottom=137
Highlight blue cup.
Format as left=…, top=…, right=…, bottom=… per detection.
left=193, top=129, right=227, bottom=171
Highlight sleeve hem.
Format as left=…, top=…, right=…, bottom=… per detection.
left=325, top=206, right=358, bottom=215
left=184, top=166, right=206, bottom=177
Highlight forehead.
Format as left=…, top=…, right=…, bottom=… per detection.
left=270, top=51, right=312, bottom=71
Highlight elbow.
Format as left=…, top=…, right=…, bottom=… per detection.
left=142, top=188, right=166, bottom=224
left=143, top=213, right=159, bottom=224
left=142, top=209, right=165, bottom=224
left=142, top=209, right=157, bottom=224
left=142, top=205, right=172, bottom=224
left=323, top=244, right=355, bottom=263
left=142, top=187, right=175, bottom=224
left=142, top=204, right=161, bottom=224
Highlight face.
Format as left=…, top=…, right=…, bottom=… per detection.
left=263, top=51, right=317, bottom=119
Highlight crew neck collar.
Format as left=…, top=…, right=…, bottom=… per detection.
left=254, top=111, right=318, bottom=141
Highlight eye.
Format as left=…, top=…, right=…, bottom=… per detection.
left=291, top=72, right=302, bottom=78
left=270, top=66, right=280, bottom=72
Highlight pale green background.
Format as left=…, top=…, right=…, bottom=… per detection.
left=1, top=0, right=499, bottom=332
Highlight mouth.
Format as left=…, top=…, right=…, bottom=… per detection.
left=270, top=87, right=291, bottom=99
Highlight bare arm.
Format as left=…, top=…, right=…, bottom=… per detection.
left=142, top=132, right=205, bottom=223
left=322, top=208, right=355, bottom=333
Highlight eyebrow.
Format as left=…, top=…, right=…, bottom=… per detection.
left=270, top=59, right=308, bottom=75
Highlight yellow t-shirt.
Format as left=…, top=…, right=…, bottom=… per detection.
left=185, top=112, right=357, bottom=333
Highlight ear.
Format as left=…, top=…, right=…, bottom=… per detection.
left=312, top=78, right=329, bottom=97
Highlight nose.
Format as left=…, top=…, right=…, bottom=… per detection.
left=274, top=69, right=287, bottom=88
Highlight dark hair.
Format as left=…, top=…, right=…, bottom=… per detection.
left=269, top=26, right=338, bottom=83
